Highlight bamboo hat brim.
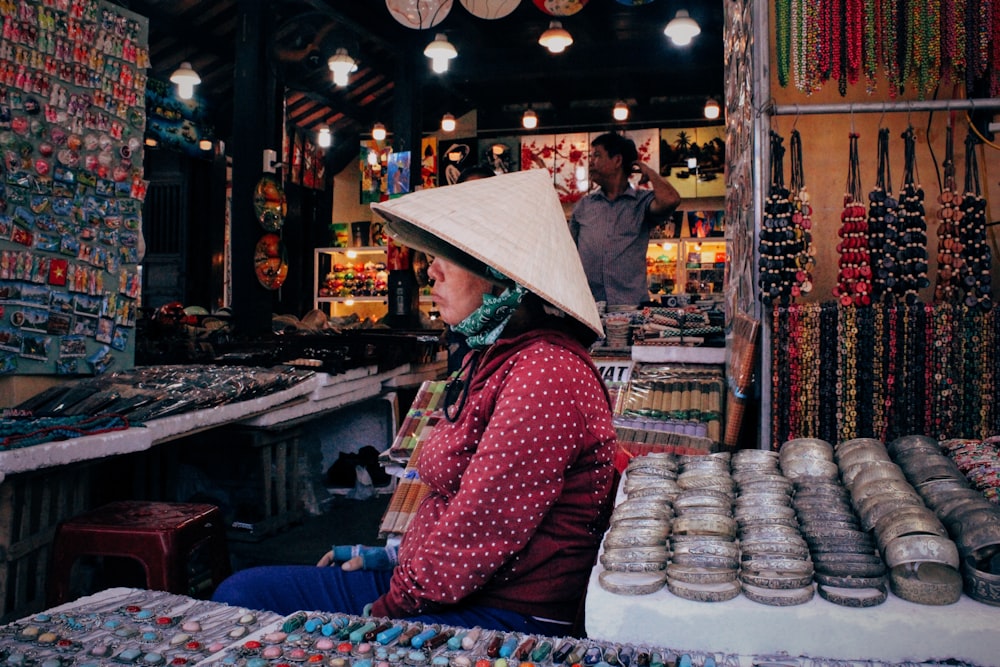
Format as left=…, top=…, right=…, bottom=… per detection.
left=371, top=169, right=603, bottom=337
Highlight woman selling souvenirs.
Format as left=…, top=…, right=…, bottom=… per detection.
left=213, top=170, right=617, bottom=636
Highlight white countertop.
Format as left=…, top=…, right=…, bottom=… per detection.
left=585, top=475, right=1000, bottom=667
left=0, top=363, right=418, bottom=482
left=586, top=566, right=999, bottom=666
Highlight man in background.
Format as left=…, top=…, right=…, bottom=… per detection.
left=570, top=132, right=681, bottom=308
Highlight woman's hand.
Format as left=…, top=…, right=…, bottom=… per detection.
left=317, top=545, right=396, bottom=570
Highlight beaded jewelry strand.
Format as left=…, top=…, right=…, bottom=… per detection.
left=868, top=127, right=899, bottom=301
left=834, top=132, right=872, bottom=305
left=776, top=0, right=792, bottom=87
left=953, top=131, right=991, bottom=311
left=934, top=124, right=962, bottom=304
left=759, top=131, right=801, bottom=306
left=863, top=0, right=879, bottom=92
left=881, top=0, right=902, bottom=94
left=896, top=127, right=930, bottom=303
left=789, top=129, right=815, bottom=298
left=872, top=302, right=887, bottom=440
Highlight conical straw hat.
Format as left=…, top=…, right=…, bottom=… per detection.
left=371, top=169, right=603, bottom=337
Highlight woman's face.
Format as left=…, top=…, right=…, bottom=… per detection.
left=427, top=257, right=495, bottom=326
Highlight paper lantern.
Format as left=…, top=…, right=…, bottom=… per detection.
left=531, top=0, right=587, bottom=17
left=386, top=0, right=454, bottom=29
left=460, top=0, right=520, bottom=19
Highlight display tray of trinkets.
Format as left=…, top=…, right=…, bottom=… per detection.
left=0, top=586, right=769, bottom=667
left=0, top=588, right=283, bottom=666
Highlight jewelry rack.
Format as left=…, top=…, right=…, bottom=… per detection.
left=769, top=97, right=1000, bottom=116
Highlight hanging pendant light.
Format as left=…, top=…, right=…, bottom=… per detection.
left=663, top=9, right=700, bottom=46
left=612, top=100, right=629, bottom=121
left=318, top=126, right=332, bottom=148
left=372, top=122, right=387, bottom=141
left=328, top=48, right=357, bottom=87
left=538, top=21, right=573, bottom=53
left=522, top=109, right=538, bottom=129
left=441, top=113, right=457, bottom=132
left=703, top=98, right=721, bottom=120
left=170, top=61, right=201, bottom=100
left=424, top=33, right=458, bottom=73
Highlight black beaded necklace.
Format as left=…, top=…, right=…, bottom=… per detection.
left=896, top=127, right=930, bottom=303
left=869, top=127, right=899, bottom=301
left=760, top=131, right=797, bottom=307
left=957, top=130, right=992, bottom=311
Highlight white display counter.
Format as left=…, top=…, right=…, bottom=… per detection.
left=585, top=478, right=1000, bottom=666
left=0, top=364, right=414, bottom=481
left=586, top=567, right=998, bottom=666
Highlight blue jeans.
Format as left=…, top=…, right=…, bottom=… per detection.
left=211, top=565, right=573, bottom=636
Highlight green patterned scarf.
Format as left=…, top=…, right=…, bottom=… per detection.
left=451, top=269, right=526, bottom=349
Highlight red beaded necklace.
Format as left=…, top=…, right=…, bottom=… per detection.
left=845, top=0, right=863, bottom=86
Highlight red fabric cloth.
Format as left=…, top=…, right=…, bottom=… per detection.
left=370, top=329, right=616, bottom=623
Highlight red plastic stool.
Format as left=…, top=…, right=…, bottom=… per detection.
left=48, top=500, right=230, bottom=606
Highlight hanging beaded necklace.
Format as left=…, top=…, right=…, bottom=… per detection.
left=956, top=130, right=992, bottom=311
left=930, top=303, right=956, bottom=441
left=868, top=127, right=898, bottom=301
left=789, top=129, right=815, bottom=298
left=838, top=302, right=860, bottom=442
left=834, top=132, right=872, bottom=305
left=881, top=0, right=902, bottom=94
left=970, top=0, right=992, bottom=82
left=844, top=0, right=863, bottom=89
left=855, top=303, right=876, bottom=437
left=990, top=0, right=1000, bottom=96
left=896, top=127, right=930, bottom=303
left=942, top=0, right=967, bottom=80
left=819, top=301, right=840, bottom=443
left=922, top=302, right=936, bottom=433
left=787, top=304, right=802, bottom=437
left=771, top=306, right=789, bottom=445
left=792, top=0, right=824, bottom=93
left=799, top=303, right=821, bottom=437
left=872, top=302, right=887, bottom=439
left=983, top=307, right=997, bottom=436
left=776, top=0, right=792, bottom=87
left=862, top=0, right=879, bottom=92
left=934, top=124, right=962, bottom=304
left=759, top=131, right=800, bottom=307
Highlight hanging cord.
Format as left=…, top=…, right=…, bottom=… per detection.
left=847, top=132, right=863, bottom=203
left=964, top=113, right=1000, bottom=151
left=443, top=349, right=481, bottom=423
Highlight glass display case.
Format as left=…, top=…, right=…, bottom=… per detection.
left=314, top=247, right=434, bottom=320
left=646, top=238, right=727, bottom=299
